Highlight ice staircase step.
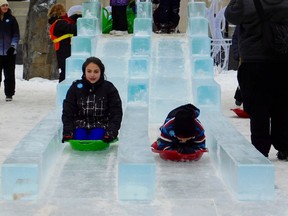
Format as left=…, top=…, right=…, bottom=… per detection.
left=1, top=110, right=63, bottom=200
left=200, top=110, right=275, bottom=200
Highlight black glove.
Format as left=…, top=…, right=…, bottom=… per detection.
left=62, top=134, right=73, bottom=143
left=102, top=135, right=115, bottom=143
left=102, top=131, right=117, bottom=143
left=6, top=47, right=15, bottom=55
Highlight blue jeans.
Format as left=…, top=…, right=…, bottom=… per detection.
left=74, top=128, right=106, bottom=140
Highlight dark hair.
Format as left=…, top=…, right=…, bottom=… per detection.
left=82, top=56, right=105, bottom=80
left=174, top=110, right=195, bottom=138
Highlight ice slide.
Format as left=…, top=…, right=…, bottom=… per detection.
left=0, top=1, right=275, bottom=215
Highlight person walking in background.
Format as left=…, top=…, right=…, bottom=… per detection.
left=62, top=57, right=123, bottom=143
left=153, top=0, right=181, bottom=33
left=48, top=3, right=78, bottom=83
left=225, top=0, right=288, bottom=160
left=0, top=0, right=20, bottom=102
left=109, top=0, right=129, bottom=36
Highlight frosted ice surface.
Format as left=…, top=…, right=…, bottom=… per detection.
left=189, top=36, right=211, bottom=56
left=191, top=57, right=214, bottom=79
left=133, top=18, right=152, bottom=36
left=101, top=56, right=128, bottom=77
left=71, top=36, right=97, bottom=57
left=136, top=1, right=152, bottom=18
left=188, top=1, right=206, bottom=17
left=129, top=57, right=150, bottom=78
left=192, top=79, right=221, bottom=109
left=188, top=17, right=209, bottom=36
left=56, top=79, right=75, bottom=109
left=77, top=18, right=99, bottom=36
left=66, top=57, right=87, bottom=79
left=82, top=2, right=101, bottom=19
left=128, top=79, right=149, bottom=103
left=132, top=36, right=151, bottom=56
left=156, top=39, right=185, bottom=57
left=117, top=105, right=155, bottom=200
left=99, top=39, right=130, bottom=57
left=150, top=77, right=190, bottom=99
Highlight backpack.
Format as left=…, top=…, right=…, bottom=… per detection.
left=253, top=0, right=288, bottom=55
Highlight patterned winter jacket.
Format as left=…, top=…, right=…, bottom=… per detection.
left=157, top=104, right=206, bottom=150
left=0, top=9, right=20, bottom=56
left=110, top=0, right=129, bottom=6
left=62, top=77, right=123, bottom=138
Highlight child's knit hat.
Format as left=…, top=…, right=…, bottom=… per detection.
left=0, top=0, right=8, bottom=6
left=174, top=110, right=195, bottom=138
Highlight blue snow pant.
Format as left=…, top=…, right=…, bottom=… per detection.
left=74, top=128, right=106, bottom=140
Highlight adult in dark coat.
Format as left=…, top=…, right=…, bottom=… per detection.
left=48, top=3, right=78, bottom=82
left=225, top=0, right=288, bottom=159
left=62, top=57, right=123, bottom=143
left=0, top=0, right=20, bottom=101
left=153, top=0, right=181, bottom=33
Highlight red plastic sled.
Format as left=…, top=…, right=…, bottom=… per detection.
left=230, top=108, right=249, bottom=118
left=151, top=141, right=208, bottom=162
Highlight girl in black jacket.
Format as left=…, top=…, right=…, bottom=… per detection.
left=62, top=57, right=123, bottom=143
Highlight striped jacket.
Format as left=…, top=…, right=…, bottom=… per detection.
left=157, top=104, right=206, bottom=151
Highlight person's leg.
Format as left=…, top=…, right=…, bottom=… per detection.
left=112, top=6, right=128, bottom=31
left=177, top=144, right=196, bottom=154
left=56, top=48, right=70, bottom=83
left=238, top=62, right=272, bottom=157
left=74, top=128, right=89, bottom=140
left=234, top=86, right=243, bottom=106
left=117, top=5, right=128, bottom=31
left=0, top=57, right=3, bottom=87
left=249, top=107, right=271, bottom=157
left=3, top=55, right=16, bottom=98
left=270, top=62, right=288, bottom=159
left=88, top=128, right=106, bottom=140
left=111, top=6, right=118, bottom=31
left=157, top=138, right=178, bottom=150
left=169, top=0, right=180, bottom=30
left=156, top=0, right=171, bottom=26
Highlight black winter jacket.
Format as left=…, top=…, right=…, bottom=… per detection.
left=225, top=0, right=288, bottom=62
left=62, top=78, right=123, bottom=138
left=0, top=9, right=19, bottom=56
left=48, top=15, right=77, bottom=52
